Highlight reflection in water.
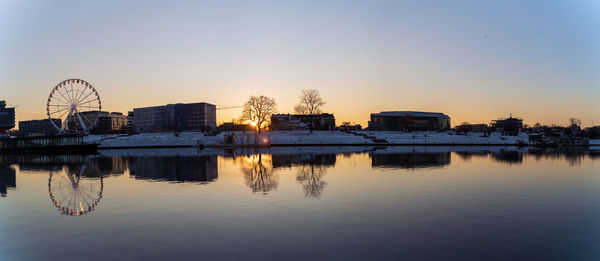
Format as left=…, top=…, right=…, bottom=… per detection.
left=129, top=156, right=217, bottom=183
left=48, top=157, right=103, bottom=216
left=0, top=165, right=16, bottom=197
left=238, top=154, right=278, bottom=194
left=528, top=147, right=600, bottom=166
left=490, top=149, right=523, bottom=164
left=1, top=146, right=597, bottom=217
left=296, top=164, right=327, bottom=198
left=2, top=147, right=600, bottom=260
left=271, top=154, right=336, bottom=168
left=371, top=152, right=451, bottom=169
left=270, top=154, right=335, bottom=198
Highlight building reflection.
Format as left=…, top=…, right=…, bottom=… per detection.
left=527, top=147, right=599, bottom=166
left=0, top=164, right=16, bottom=197
left=271, top=154, right=336, bottom=168
left=489, top=149, right=524, bottom=164
left=128, top=155, right=217, bottom=183
left=371, top=152, right=451, bottom=169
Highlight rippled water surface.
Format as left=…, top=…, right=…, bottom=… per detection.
left=1, top=147, right=599, bottom=260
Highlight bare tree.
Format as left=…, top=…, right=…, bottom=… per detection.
left=294, top=89, right=326, bottom=132
left=294, top=89, right=326, bottom=115
left=241, top=95, right=277, bottom=133
left=569, top=118, right=582, bottom=127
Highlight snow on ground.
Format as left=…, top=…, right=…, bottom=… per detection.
left=355, top=131, right=528, bottom=145
left=267, top=131, right=372, bottom=145
left=91, top=130, right=530, bottom=148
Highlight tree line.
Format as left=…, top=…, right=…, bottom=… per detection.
left=240, top=89, right=326, bottom=133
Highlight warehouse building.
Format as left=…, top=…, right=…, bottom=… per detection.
left=368, top=111, right=451, bottom=131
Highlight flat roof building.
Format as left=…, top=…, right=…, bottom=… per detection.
left=67, top=111, right=128, bottom=134
left=369, top=111, right=450, bottom=131
left=133, top=102, right=216, bottom=133
left=270, top=113, right=335, bottom=131
left=19, top=119, right=62, bottom=137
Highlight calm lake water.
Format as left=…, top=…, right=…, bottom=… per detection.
left=1, top=147, right=599, bottom=260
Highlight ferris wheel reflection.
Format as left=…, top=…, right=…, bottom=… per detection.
left=48, top=157, right=103, bottom=216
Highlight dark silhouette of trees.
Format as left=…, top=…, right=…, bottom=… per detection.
left=241, top=95, right=277, bottom=133
left=569, top=118, right=582, bottom=128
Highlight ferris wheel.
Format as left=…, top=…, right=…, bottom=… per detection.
left=46, top=79, right=101, bottom=134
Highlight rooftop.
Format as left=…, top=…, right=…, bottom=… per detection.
left=372, top=111, right=450, bottom=119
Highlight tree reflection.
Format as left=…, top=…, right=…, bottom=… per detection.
left=296, top=163, right=327, bottom=198
left=239, top=154, right=278, bottom=194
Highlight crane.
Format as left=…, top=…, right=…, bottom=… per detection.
left=217, top=106, right=242, bottom=110
left=216, top=106, right=243, bottom=125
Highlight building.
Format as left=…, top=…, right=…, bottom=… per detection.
left=455, top=123, right=488, bottom=133
left=270, top=113, right=335, bottom=131
left=369, top=111, right=450, bottom=131
left=133, top=102, right=216, bottom=133
left=218, top=122, right=255, bottom=131
left=94, top=112, right=128, bottom=134
left=490, top=115, right=523, bottom=135
left=127, top=111, right=135, bottom=133
left=339, top=122, right=362, bottom=132
left=0, top=101, right=15, bottom=134
left=67, top=111, right=128, bottom=134
left=19, top=119, right=62, bottom=137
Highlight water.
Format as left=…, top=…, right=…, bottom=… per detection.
left=1, top=147, right=599, bottom=260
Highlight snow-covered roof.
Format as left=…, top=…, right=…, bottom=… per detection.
left=371, top=111, right=450, bottom=119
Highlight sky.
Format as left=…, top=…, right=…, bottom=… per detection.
left=1, top=0, right=599, bottom=127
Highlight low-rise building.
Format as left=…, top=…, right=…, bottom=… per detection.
left=490, top=115, right=523, bottom=135
left=18, top=119, right=62, bottom=137
left=67, top=111, right=128, bottom=134
left=270, top=113, right=335, bottom=131
left=455, top=123, right=488, bottom=133
left=369, top=111, right=450, bottom=131
left=218, top=122, right=255, bottom=131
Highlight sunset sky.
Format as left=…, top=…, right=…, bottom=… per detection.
left=1, top=0, right=599, bottom=127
